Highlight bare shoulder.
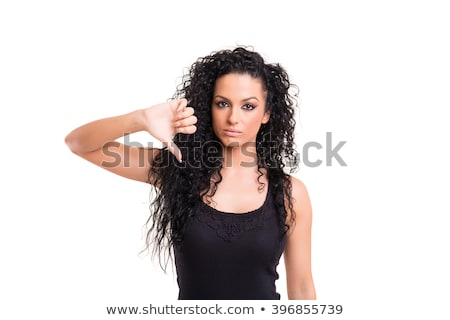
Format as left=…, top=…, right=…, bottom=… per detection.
left=288, top=176, right=311, bottom=210
left=286, top=175, right=313, bottom=227
left=289, top=176, right=309, bottom=201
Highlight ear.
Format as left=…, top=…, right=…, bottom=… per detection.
left=262, top=110, right=271, bottom=124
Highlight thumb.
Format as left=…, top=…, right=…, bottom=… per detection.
left=165, top=140, right=182, bottom=163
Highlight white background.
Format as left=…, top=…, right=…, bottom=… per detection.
left=1, top=0, right=449, bottom=319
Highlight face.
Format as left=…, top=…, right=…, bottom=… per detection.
left=211, top=73, right=270, bottom=148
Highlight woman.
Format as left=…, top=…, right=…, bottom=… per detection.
left=65, top=46, right=316, bottom=300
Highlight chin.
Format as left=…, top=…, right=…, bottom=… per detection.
left=214, top=134, right=239, bottom=147
left=220, top=138, right=241, bottom=148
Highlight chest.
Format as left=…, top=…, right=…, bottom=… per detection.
left=182, top=192, right=285, bottom=251
left=205, top=179, right=269, bottom=214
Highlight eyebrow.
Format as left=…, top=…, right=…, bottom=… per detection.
left=214, top=95, right=260, bottom=102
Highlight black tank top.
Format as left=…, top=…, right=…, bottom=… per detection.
left=173, top=184, right=287, bottom=300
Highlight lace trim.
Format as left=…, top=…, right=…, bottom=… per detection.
left=196, top=194, right=272, bottom=242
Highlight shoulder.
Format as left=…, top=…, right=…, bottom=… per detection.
left=285, top=175, right=312, bottom=224
left=288, top=175, right=310, bottom=207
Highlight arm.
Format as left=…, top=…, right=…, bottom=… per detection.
left=64, top=99, right=197, bottom=183
left=284, top=176, right=317, bottom=299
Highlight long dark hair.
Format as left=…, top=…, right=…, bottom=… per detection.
left=144, top=46, right=298, bottom=269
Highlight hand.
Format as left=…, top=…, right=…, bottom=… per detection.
left=142, top=99, right=197, bottom=162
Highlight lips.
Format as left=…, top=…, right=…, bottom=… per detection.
left=223, top=129, right=242, bottom=137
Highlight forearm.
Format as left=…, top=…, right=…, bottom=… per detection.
left=65, top=109, right=145, bottom=154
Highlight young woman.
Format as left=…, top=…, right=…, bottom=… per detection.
left=65, top=47, right=316, bottom=300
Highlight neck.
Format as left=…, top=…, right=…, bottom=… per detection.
left=221, top=144, right=258, bottom=171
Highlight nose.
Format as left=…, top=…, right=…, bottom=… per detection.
left=227, top=106, right=239, bottom=124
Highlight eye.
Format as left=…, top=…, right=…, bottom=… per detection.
left=215, top=101, right=229, bottom=109
left=241, top=103, right=256, bottom=111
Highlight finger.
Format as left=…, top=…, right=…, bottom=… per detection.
left=176, top=125, right=197, bottom=134
left=176, top=98, right=188, bottom=112
left=176, top=107, right=195, bottom=120
left=164, top=140, right=182, bottom=163
left=174, top=115, right=197, bottom=128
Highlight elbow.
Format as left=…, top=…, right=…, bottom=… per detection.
left=287, top=281, right=317, bottom=300
left=64, top=133, right=81, bottom=155
left=288, top=288, right=317, bottom=300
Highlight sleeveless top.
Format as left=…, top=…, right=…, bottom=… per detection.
left=173, top=184, right=287, bottom=300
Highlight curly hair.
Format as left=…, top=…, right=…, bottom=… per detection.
left=144, top=46, right=299, bottom=269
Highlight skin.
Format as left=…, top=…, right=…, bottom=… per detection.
left=65, top=72, right=316, bottom=300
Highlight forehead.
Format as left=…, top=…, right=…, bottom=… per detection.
left=214, top=73, right=266, bottom=97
